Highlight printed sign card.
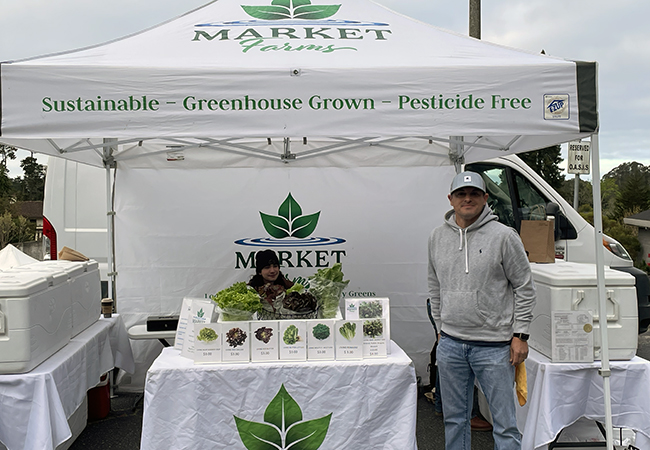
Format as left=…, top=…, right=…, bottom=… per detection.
left=193, top=323, right=222, bottom=364
left=551, top=310, right=594, bottom=363
left=221, top=321, right=251, bottom=363
left=250, top=321, right=279, bottom=362
left=345, top=298, right=391, bottom=353
left=306, top=320, right=336, bottom=361
left=362, top=318, right=387, bottom=358
left=178, top=298, right=215, bottom=358
left=335, top=319, right=363, bottom=360
left=279, top=321, right=307, bottom=361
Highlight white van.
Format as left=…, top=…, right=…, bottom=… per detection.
left=42, top=154, right=650, bottom=332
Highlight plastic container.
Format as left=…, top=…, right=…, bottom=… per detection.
left=87, top=373, right=110, bottom=421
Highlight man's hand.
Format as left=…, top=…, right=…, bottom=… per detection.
left=510, top=337, right=529, bottom=366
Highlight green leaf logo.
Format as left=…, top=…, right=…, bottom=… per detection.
left=260, top=193, right=320, bottom=239
left=234, top=384, right=332, bottom=450
left=242, top=0, right=341, bottom=20
left=197, top=308, right=205, bottom=318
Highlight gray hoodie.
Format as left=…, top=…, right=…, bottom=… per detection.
left=428, top=205, right=536, bottom=342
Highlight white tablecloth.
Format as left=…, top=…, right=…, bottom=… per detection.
left=0, top=315, right=134, bottom=450
left=517, top=348, right=650, bottom=449
left=141, top=341, right=418, bottom=450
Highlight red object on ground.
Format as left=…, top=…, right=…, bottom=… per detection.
left=87, top=373, right=110, bottom=421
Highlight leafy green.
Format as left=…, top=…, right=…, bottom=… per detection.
left=283, top=325, right=300, bottom=345
left=363, top=319, right=383, bottom=338
left=312, top=323, right=330, bottom=340
left=339, top=322, right=356, bottom=341
left=197, top=327, right=218, bottom=342
left=286, top=283, right=304, bottom=294
left=359, top=300, right=383, bottom=318
left=308, top=263, right=349, bottom=319
left=211, top=282, right=264, bottom=320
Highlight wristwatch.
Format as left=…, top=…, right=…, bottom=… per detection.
left=512, top=333, right=529, bottom=341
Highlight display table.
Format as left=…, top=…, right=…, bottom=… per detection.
left=141, top=341, right=417, bottom=450
left=0, top=315, right=135, bottom=450
left=517, top=348, right=650, bottom=449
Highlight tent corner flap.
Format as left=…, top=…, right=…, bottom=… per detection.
left=575, top=61, right=598, bottom=133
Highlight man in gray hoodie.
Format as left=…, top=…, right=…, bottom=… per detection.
left=428, top=171, right=536, bottom=450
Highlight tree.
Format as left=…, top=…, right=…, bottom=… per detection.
left=17, top=155, right=46, bottom=201
left=518, top=144, right=564, bottom=190
left=0, top=145, right=17, bottom=212
left=612, top=167, right=650, bottom=218
left=603, top=161, right=650, bottom=190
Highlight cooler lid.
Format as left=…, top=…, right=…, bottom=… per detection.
left=26, top=260, right=86, bottom=278
left=530, top=261, right=635, bottom=287
left=4, top=266, right=69, bottom=286
left=0, top=271, right=51, bottom=296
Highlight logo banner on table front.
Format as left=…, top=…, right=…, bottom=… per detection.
left=114, top=164, right=456, bottom=379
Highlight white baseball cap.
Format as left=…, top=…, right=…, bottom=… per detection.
left=450, top=171, right=486, bottom=194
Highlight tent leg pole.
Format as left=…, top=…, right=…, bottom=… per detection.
left=590, top=132, right=613, bottom=450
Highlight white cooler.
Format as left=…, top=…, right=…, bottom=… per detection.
left=25, top=260, right=101, bottom=336
left=0, top=269, right=72, bottom=374
left=529, top=261, right=638, bottom=361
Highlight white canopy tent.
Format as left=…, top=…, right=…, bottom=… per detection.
left=1, top=0, right=614, bottom=445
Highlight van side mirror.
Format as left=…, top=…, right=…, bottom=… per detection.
left=546, top=202, right=578, bottom=240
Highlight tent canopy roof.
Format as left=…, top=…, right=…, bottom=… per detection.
left=0, top=0, right=597, bottom=168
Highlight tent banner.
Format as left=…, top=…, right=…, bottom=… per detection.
left=2, top=65, right=581, bottom=139
left=1, top=0, right=587, bottom=139
left=114, top=164, right=457, bottom=377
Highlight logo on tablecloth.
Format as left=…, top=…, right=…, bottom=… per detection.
left=234, top=384, right=332, bottom=450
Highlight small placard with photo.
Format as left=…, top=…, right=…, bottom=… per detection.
left=193, top=323, right=222, bottom=364
left=362, top=318, right=387, bottom=358
left=250, top=321, right=279, bottom=362
left=279, top=321, right=307, bottom=361
left=221, top=321, right=251, bottom=363
left=306, top=320, right=336, bottom=361
left=335, top=320, right=363, bottom=360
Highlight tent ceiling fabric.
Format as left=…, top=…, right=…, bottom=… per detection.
left=0, top=0, right=597, bottom=168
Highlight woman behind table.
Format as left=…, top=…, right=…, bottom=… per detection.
left=248, top=250, right=294, bottom=304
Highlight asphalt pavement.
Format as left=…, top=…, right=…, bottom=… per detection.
left=68, top=328, right=650, bottom=450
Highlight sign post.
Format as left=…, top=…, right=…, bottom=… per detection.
left=567, top=141, right=591, bottom=209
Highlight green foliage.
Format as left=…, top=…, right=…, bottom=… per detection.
left=211, top=282, right=264, bottom=315
left=338, top=322, right=356, bottom=340
left=308, top=263, right=349, bottom=318
left=362, top=319, right=383, bottom=338
left=0, top=212, right=34, bottom=248
left=312, top=323, right=330, bottom=340
left=283, top=325, right=300, bottom=345
left=612, top=169, right=650, bottom=218
left=579, top=205, right=642, bottom=261
left=518, top=145, right=564, bottom=190
left=197, top=327, right=218, bottom=342
left=0, top=146, right=45, bottom=247
left=17, top=156, right=46, bottom=202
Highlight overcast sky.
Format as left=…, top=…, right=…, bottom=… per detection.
left=1, top=0, right=648, bottom=179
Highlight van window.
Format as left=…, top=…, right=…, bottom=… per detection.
left=467, top=161, right=577, bottom=240
left=465, top=164, right=516, bottom=229
left=513, top=172, right=548, bottom=221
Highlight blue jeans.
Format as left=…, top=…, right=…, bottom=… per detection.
left=437, top=335, right=521, bottom=450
